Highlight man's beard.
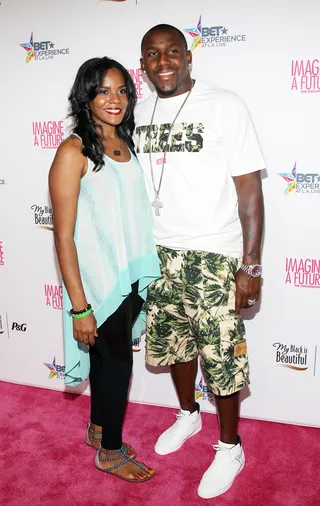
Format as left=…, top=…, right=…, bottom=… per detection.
left=155, top=84, right=179, bottom=97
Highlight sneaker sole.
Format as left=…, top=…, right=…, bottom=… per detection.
left=197, top=457, right=245, bottom=499
left=154, top=423, right=202, bottom=456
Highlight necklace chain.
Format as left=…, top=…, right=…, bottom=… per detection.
left=148, top=87, right=193, bottom=214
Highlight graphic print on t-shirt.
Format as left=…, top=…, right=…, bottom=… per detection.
left=135, top=122, right=204, bottom=153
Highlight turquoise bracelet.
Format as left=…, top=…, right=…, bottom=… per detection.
left=72, top=308, right=93, bottom=319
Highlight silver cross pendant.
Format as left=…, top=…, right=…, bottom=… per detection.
left=151, top=196, right=163, bottom=216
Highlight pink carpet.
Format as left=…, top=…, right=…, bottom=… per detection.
left=0, top=381, right=319, bottom=506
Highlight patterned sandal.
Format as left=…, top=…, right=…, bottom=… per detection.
left=86, top=421, right=136, bottom=458
left=95, top=446, right=155, bottom=483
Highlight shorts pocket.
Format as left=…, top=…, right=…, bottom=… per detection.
left=219, top=314, right=249, bottom=394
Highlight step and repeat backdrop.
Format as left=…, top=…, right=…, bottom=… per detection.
left=0, top=0, right=319, bottom=427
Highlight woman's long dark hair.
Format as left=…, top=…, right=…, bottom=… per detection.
left=68, top=57, right=137, bottom=172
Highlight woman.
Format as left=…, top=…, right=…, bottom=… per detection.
left=49, top=57, right=160, bottom=482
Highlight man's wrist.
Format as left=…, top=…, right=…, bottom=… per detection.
left=240, top=263, right=262, bottom=278
left=242, top=255, right=261, bottom=265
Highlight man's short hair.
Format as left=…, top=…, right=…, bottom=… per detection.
left=141, top=24, right=188, bottom=53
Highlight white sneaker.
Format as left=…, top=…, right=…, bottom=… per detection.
left=154, top=405, right=202, bottom=455
left=197, top=437, right=245, bottom=499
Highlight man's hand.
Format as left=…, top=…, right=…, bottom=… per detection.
left=235, top=270, right=261, bottom=317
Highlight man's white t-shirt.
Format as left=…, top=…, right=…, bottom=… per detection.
left=134, top=80, right=266, bottom=258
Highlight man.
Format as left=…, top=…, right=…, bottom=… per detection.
left=134, top=24, right=265, bottom=499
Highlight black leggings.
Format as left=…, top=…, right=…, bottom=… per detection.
left=89, top=282, right=143, bottom=449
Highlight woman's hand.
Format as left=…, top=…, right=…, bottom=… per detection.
left=73, top=313, right=98, bottom=346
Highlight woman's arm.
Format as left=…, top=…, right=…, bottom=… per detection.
left=49, top=138, right=97, bottom=345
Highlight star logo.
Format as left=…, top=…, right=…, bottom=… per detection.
left=278, top=162, right=297, bottom=196
left=195, top=377, right=203, bottom=400
left=44, top=356, right=57, bottom=379
left=20, top=32, right=34, bottom=64
left=184, top=16, right=202, bottom=51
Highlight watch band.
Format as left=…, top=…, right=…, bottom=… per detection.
left=240, top=263, right=262, bottom=277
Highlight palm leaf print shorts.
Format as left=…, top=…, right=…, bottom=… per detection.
left=145, top=246, right=250, bottom=396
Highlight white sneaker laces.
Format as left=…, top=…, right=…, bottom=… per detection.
left=212, top=443, right=237, bottom=463
left=170, top=412, right=192, bottom=431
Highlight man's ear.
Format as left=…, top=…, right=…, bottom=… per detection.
left=186, top=50, right=192, bottom=66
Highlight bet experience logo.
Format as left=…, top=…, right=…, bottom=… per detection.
left=20, top=31, right=70, bottom=64
left=278, top=162, right=320, bottom=195
left=44, top=357, right=65, bottom=379
left=44, top=357, right=85, bottom=384
left=184, top=15, right=246, bottom=50
left=195, top=377, right=213, bottom=402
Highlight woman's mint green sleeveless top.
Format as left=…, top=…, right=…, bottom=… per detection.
left=62, top=138, right=160, bottom=386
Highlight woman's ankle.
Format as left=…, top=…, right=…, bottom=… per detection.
left=89, top=421, right=102, bottom=433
